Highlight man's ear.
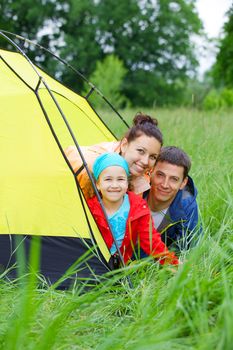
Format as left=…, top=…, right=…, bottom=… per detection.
left=120, top=137, right=128, bottom=155
left=180, top=176, right=188, bottom=190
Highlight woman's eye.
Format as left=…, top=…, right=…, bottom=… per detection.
left=137, top=148, right=144, bottom=154
left=150, top=155, right=157, bottom=161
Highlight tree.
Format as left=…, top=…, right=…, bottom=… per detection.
left=0, top=0, right=203, bottom=106
left=53, top=0, right=102, bottom=90
left=83, top=54, right=129, bottom=109
left=60, top=0, right=202, bottom=106
left=0, top=0, right=65, bottom=74
left=213, top=4, right=233, bottom=88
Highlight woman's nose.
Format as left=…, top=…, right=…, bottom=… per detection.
left=141, top=154, right=149, bottom=166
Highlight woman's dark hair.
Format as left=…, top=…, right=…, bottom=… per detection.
left=123, top=112, right=163, bottom=145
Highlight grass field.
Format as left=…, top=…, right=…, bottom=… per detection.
left=0, top=108, right=233, bottom=350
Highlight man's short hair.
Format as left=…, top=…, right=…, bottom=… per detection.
left=156, top=146, right=191, bottom=178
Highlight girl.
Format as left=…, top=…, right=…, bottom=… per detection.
left=87, top=152, right=179, bottom=266
left=65, top=112, right=163, bottom=199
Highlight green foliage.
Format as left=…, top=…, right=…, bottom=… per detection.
left=123, top=70, right=190, bottom=107
left=202, top=88, right=233, bottom=110
left=63, top=0, right=202, bottom=106
left=0, top=0, right=64, bottom=73
left=58, top=0, right=102, bottom=89
left=213, top=4, right=233, bottom=88
left=202, top=90, right=220, bottom=110
left=83, top=55, right=130, bottom=109
left=181, top=77, right=212, bottom=108
left=221, top=87, right=233, bottom=106
left=0, top=0, right=203, bottom=107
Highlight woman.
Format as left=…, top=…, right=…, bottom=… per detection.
left=65, top=112, right=163, bottom=199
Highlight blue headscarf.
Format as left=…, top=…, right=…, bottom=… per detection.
left=93, top=152, right=130, bottom=180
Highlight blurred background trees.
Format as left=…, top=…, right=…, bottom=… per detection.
left=212, top=4, right=233, bottom=89
left=0, top=0, right=233, bottom=109
left=201, top=3, right=233, bottom=110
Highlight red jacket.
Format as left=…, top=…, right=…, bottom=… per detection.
left=87, top=192, right=179, bottom=265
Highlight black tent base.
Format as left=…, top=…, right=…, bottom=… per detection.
left=0, top=234, right=111, bottom=290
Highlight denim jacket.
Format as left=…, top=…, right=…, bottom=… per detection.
left=144, top=176, right=201, bottom=252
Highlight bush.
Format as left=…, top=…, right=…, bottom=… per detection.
left=83, top=55, right=130, bottom=109
left=202, top=88, right=233, bottom=110
left=221, top=88, right=233, bottom=107
left=202, top=90, right=221, bottom=110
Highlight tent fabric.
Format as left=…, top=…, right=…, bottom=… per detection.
left=0, top=235, right=110, bottom=289
left=0, top=48, right=119, bottom=287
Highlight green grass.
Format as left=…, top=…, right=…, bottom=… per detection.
left=0, top=108, right=233, bottom=350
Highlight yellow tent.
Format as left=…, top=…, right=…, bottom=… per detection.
left=0, top=45, right=126, bottom=288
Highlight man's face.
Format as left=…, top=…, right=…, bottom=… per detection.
left=150, top=161, right=188, bottom=207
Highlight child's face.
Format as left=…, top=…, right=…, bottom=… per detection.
left=97, top=166, right=128, bottom=206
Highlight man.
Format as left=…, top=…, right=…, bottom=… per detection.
left=144, top=146, right=201, bottom=252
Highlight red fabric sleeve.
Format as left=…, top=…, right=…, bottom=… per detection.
left=137, top=213, right=179, bottom=265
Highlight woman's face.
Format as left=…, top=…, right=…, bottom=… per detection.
left=120, top=134, right=161, bottom=177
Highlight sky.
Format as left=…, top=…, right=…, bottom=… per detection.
left=196, top=0, right=231, bottom=37
left=196, top=0, right=232, bottom=74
